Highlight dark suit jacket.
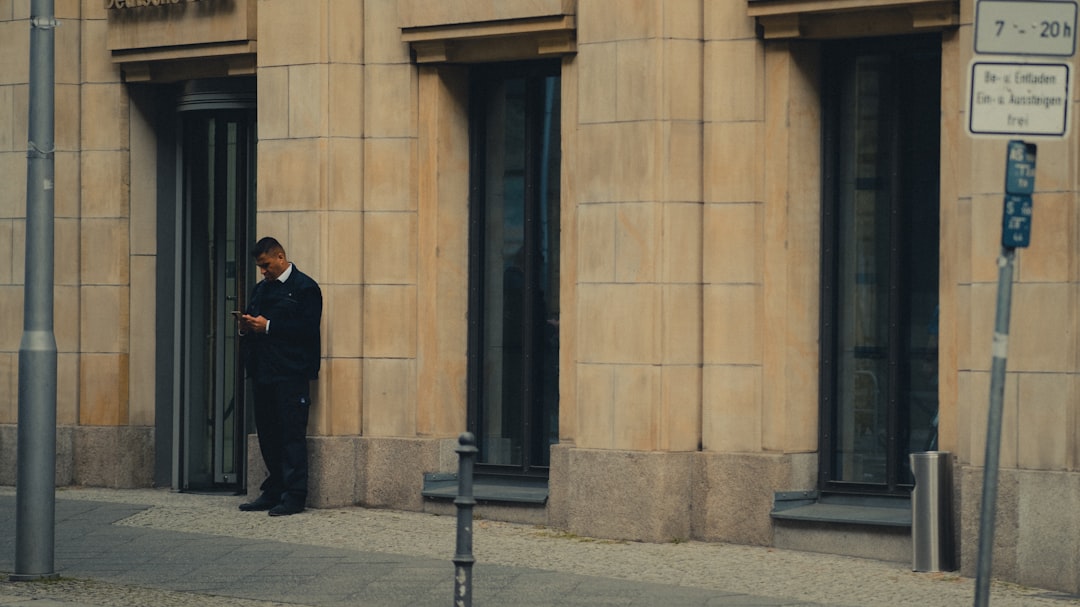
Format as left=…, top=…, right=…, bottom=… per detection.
left=243, top=265, right=322, bottom=384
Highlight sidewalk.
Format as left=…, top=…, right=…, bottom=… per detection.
left=0, top=487, right=1077, bottom=607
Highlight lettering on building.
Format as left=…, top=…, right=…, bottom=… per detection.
left=106, top=0, right=209, bottom=9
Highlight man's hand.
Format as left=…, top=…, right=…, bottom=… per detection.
left=240, top=314, right=269, bottom=334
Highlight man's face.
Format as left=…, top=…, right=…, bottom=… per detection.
left=255, top=250, right=288, bottom=282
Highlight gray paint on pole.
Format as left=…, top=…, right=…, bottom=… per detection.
left=974, top=141, right=1035, bottom=606
left=973, top=249, right=1015, bottom=607
left=12, top=0, right=58, bottom=582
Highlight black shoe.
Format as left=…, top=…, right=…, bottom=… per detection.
left=268, top=502, right=304, bottom=517
left=238, top=494, right=278, bottom=512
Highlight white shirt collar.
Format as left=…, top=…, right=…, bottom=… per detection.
left=277, top=263, right=294, bottom=283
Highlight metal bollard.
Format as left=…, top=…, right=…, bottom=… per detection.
left=910, top=451, right=954, bottom=572
left=453, top=432, right=477, bottom=607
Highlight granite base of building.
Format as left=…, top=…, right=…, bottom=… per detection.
left=547, top=447, right=914, bottom=565
left=548, top=446, right=695, bottom=542
left=247, top=434, right=459, bottom=510
left=690, top=451, right=818, bottom=546
left=773, top=520, right=912, bottom=563
left=547, top=446, right=818, bottom=545
left=0, top=424, right=152, bottom=488
left=958, top=466, right=1080, bottom=595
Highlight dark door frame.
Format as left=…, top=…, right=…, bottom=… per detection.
left=168, top=78, right=256, bottom=492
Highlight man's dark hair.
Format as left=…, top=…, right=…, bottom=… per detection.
left=251, top=236, right=285, bottom=258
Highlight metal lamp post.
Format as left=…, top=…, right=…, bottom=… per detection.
left=12, top=0, right=58, bottom=582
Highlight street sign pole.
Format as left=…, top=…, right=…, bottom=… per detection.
left=973, top=247, right=1014, bottom=607
left=973, top=140, right=1035, bottom=607
left=969, top=2, right=1068, bottom=602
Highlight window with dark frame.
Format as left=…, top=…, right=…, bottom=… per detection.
left=467, top=62, right=561, bottom=476
left=819, top=35, right=941, bottom=494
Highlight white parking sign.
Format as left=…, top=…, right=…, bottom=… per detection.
left=975, top=0, right=1078, bottom=56
left=968, top=62, right=1071, bottom=137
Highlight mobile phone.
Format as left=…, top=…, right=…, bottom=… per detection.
left=231, top=311, right=242, bottom=317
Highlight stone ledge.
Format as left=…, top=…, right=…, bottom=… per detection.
left=771, top=491, right=912, bottom=527
left=421, top=472, right=548, bottom=504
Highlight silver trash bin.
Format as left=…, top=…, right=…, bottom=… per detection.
left=910, top=451, right=955, bottom=572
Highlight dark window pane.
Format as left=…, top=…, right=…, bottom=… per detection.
left=470, top=64, right=561, bottom=472
left=822, top=37, right=940, bottom=491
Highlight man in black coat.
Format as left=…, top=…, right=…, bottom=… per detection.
left=237, top=237, right=322, bottom=516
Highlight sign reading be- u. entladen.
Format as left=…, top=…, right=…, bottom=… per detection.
left=969, top=62, right=1071, bottom=137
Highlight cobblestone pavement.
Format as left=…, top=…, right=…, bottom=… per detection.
left=1, top=487, right=1078, bottom=606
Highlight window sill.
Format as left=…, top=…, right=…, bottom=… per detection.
left=422, top=473, right=549, bottom=505
left=771, top=491, right=911, bottom=528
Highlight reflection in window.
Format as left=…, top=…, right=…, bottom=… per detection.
left=823, top=37, right=940, bottom=490
left=471, top=65, right=561, bottom=472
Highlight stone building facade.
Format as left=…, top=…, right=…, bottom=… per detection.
left=1, top=0, right=1079, bottom=594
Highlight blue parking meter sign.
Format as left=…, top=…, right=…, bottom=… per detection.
left=1002, top=194, right=1033, bottom=248
left=1002, top=141, right=1036, bottom=248
left=1005, top=140, right=1036, bottom=195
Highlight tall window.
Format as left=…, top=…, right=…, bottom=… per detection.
left=468, top=62, right=561, bottom=473
left=820, top=36, right=941, bottom=492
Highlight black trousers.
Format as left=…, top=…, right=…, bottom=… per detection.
left=252, top=379, right=311, bottom=507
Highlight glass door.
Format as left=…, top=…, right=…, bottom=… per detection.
left=175, top=99, right=256, bottom=491
left=468, top=63, right=561, bottom=473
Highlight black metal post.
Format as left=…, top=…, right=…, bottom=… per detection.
left=453, top=432, right=477, bottom=607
